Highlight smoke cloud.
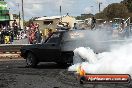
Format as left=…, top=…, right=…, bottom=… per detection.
left=62, top=29, right=125, bottom=52
left=68, top=29, right=132, bottom=75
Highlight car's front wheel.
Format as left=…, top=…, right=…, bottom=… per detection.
left=26, top=52, right=38, bottom=68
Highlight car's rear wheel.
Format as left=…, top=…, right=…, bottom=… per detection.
left=80, top=76, right=86, bottom=84
left=26, top=52, right=38, bottom=68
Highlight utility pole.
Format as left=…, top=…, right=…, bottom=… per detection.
left=90, top=6, right=93, bottom=14
left=16, top=3, right=21, bottom=29
left=22, top=0, right=24, bottom=29
left=60, top=5, right=62, bottom=22
left=99, top=2, right=102, bottom=13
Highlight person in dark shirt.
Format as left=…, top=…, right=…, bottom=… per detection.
left=9, top=31, right=14, bottom=44
left=12, top=20, right=18, bottom=37
left=35, top=29, right=42, bottom=44
left=91, top=17, right=96, bottom=30
left=48, top=29, right=53, bottom=37
left=73, top=23, right=77, bottom=29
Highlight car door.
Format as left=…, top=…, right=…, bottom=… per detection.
left=38, top=32, right=61, bottom=61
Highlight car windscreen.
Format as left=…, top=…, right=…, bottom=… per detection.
left=45, top=32, right=61, bottom=44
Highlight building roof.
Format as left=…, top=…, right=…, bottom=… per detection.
left=35, top=15, right=75, bottom=21
left=35, top=16, right=61, bottom=21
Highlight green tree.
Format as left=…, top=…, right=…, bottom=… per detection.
left=95, top=12, right=106, bottom=19
left=24, top=19, right=33, bottom=27
left=76, top=13, right=94, bottom=20
left=121, top=0, right=132, bottom=12
left=103, top=3, right=128, bottom=20
left=24, top=17, right=39, bottom=27
left=76, top=16, right=82, bottom=20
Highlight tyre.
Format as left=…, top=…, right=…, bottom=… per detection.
left=26, top=52, right=38, bottom=68
left=80, top=76, right=86, bottom=84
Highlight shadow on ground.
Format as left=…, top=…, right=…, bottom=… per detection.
left=18, top=62, right=68, bottom=69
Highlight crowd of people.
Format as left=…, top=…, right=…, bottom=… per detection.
left=0, top=20, right=20, bottom=44
left=0, top=20, right=55, bottom=44
left=28, top=22, right=42, bottom=44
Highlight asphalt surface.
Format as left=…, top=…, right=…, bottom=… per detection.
left=0, top=59, right=132, bottom=88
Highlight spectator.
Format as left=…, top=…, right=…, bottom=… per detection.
left=48, top=29, right=53, bottom=38
left=10, top=31, right=14, bottom=44
left=91, top=17, right=96, bottom=30
left=29, top=30, right=36, bottom=44
left=12, top=20, right=18, bottom=37
left=30, top=22, right=35, bottom=31
left=121, top=19, right=125, bottom=30
left=57, top=22, right=64, bottom=30
left=35, top=29, right=42, bottom=44
left=35, top=23, right=39, bottom=30
left=73, top=23, right=77, bottom=29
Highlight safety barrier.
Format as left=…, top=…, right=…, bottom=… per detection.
left=0, top=44, right=31, bottom=58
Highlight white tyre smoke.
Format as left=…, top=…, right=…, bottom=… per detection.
left=68, top=43, right=132, bottom=75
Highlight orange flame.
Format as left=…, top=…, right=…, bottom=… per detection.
left=77, top=65, right=86, bottom=76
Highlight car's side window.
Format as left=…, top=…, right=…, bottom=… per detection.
left=46, top=33, right=60, bottom=43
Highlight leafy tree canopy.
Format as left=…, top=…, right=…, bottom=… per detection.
left=103, top=3, right=128, bottom=20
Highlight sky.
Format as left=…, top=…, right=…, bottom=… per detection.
left=5, top=0, right=123, bottom=20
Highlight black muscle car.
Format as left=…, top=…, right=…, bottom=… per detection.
left=20, top=30, right=74, bottom=67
